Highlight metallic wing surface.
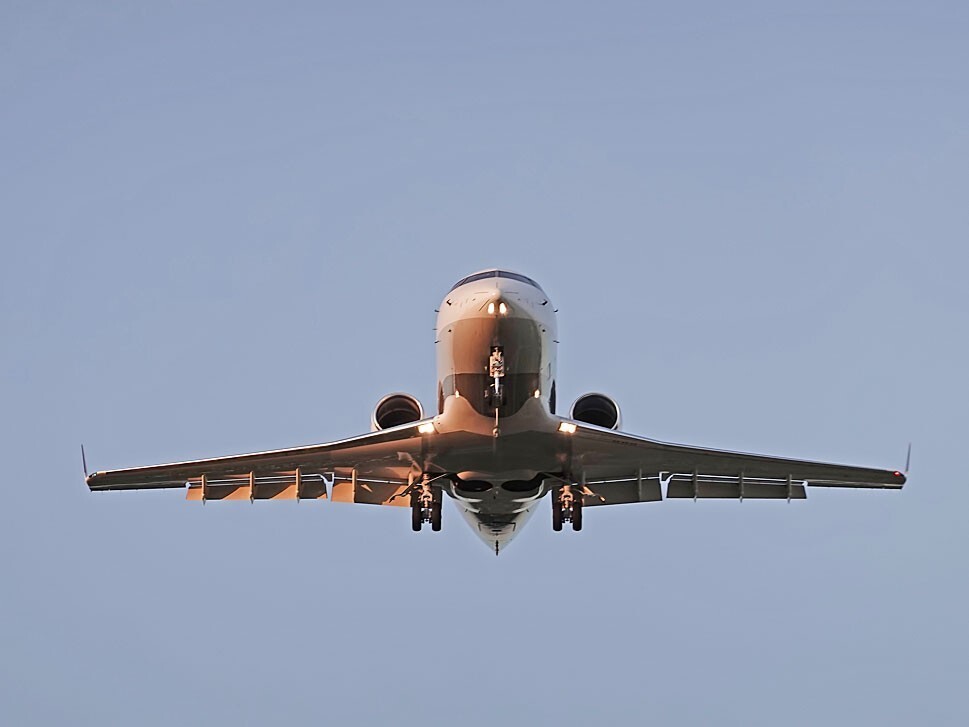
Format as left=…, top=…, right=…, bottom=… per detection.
left=86, top=421, right=432, bottom=505
left=564, top=421, right=905, bottom=506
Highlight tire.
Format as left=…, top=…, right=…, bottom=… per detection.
left=411, top=503, right=422, bottom=532
left=572, top=498, right=583, bottom=531
left=431, top=501, right=442, bottom=531
left=552, top=497, right=563, bottom=531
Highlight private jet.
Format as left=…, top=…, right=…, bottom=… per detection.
left=86, top=269, right=906, bottom=553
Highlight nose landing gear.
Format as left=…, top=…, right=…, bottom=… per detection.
left=551, top=485, right=583, bottom=532
left=487, top=346, right=505, bottom=438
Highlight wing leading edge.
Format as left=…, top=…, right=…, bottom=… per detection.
left=86, top=421, right=431, bottom=505
left=566, top=422, right=905, bottom=503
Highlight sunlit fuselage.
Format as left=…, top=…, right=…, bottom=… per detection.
left=433, top=271, right=559, bottom=550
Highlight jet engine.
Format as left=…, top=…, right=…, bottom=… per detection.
left=570, top=393, right=622, bottom=431
left=371, top=393, right=425, bottom=431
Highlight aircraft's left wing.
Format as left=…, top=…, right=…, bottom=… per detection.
left=563, top=421, right=905, bottom=505
left=86, top=421, right=433, bottom=506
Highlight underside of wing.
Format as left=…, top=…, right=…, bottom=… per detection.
left=566, top=422, right=905, bottom=504
left=86, top=421, right=431, bottom=505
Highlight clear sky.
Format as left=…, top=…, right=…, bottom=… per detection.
left=2, top=2, right=967, bottom=724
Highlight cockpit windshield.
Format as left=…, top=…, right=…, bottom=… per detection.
left=449, top=270, right=545, bottom=294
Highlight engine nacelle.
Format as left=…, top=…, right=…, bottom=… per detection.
left=570, top=393, right=622, bottom=431
left=371, top=393, right=424, bottom=431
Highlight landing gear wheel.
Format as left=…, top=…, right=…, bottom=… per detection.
left=411, top=500, right=422, bottom=532
left=571, top=497, right=583, bottom=531
left=552, top=498, right=563, bottom=531
left=411, top=484, right=442, bottom=533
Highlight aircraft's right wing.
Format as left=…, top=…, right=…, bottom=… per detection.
left=563, top=421, right=906, bottom=505
left=86, top=421, right=435, bottom=506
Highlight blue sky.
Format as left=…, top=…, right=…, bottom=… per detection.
left=2, top=2, right=967, bottom=724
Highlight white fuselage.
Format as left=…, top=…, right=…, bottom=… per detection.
left=432, top=271, right=560, bottom=550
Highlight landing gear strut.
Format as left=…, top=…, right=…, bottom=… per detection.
left=411, top=481, right=442, bottom=532
left=487, top=346, right=505, bottom=438
left=552, top=485, right=583, bottom=532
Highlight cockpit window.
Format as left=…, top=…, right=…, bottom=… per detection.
left=497, top=271, right=544, bottom=292
left=449, top=270, right=545, bottom=294
left=449, top=271, right=497, bottom=291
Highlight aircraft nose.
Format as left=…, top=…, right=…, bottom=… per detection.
left=479, top=282, right=537, bottom=320
left=484, top=296, right=510, bottom=317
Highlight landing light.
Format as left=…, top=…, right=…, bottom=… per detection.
left=487, top=302, right=495, bottom=315
left=418, top=423, right=435, bottom=434
left=558, top=422, right=577, bottom=434
left=534, top=389, right=541, bottom=398
left=499, top=302, right=508, bottom=315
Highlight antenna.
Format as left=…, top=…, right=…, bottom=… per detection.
left=81, top=445, right=89, bottom=477
left=905, top=443, right=912, bottom=474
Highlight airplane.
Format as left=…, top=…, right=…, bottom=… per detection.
left=86, top=268, right=907, bottom=554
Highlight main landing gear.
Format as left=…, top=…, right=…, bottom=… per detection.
left=411, top=481, right=442, bottom=532
left=552, top=485, right=583, bottom=532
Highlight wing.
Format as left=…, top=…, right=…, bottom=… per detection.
left=86, top=421, right=433, bottom=506
left=565, top=422, right=906, bottom=505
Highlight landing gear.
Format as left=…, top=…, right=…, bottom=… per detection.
left=410, top=481, right=442, bottom=532
left=411, top=499, right=423, bottom=532
left=552, top=485, right=583, bottom=532
left=486, top=347, right=505, bottom=438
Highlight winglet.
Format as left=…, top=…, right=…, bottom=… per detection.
left=81, top=445, right=89, bottom=478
